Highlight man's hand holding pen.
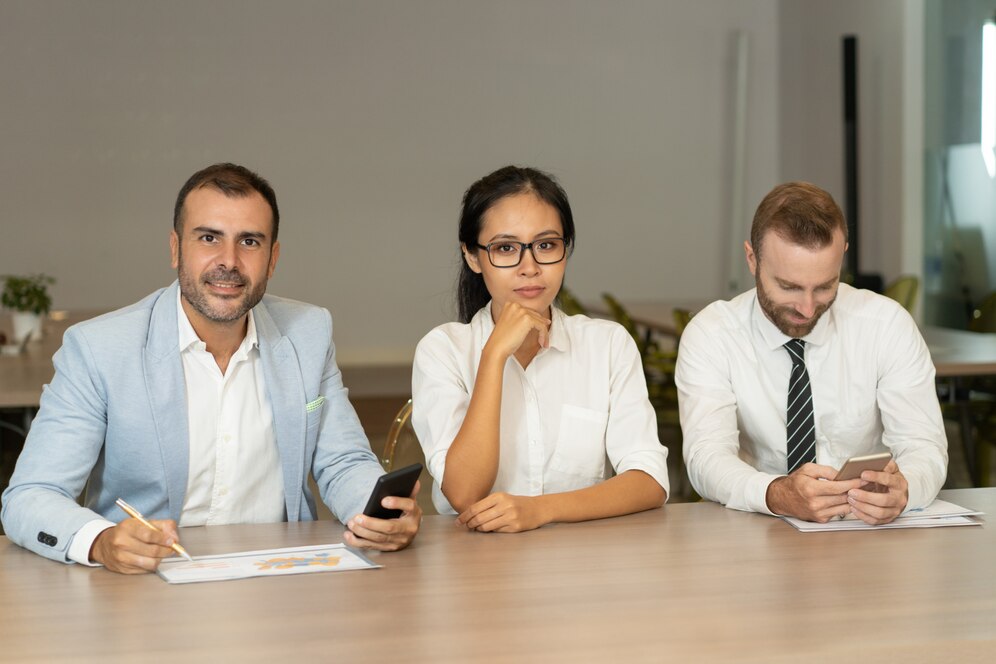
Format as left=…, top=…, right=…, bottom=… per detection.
left=90, top=517, right=183, bottom=574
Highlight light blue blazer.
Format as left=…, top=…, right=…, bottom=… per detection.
left=1, top=282, right=384, bottom=563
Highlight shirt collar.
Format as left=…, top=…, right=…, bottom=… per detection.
left=751, top=288, right=834, bottom=350
left=175, top=288, right=258, bottom=355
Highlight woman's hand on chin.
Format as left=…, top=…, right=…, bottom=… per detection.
left=484, top=302, right=551, bottom=359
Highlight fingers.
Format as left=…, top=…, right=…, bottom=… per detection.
left=456, top=494, right=498, bottom=528
left=345, top=504, right=422, bottom=552
left=151, top=519, right=181, bottom=545
left=767, top=472, right=856, bottom=522
left=344, top=515, right=398, bottom=549
left=796, top=463, right=845, bottom=481
left=489, top=303, right=552, bottom=356
left=462, top=504, right=507, bottom=532
left=456, top=493, right=540, bottom=533
left=793, top=465, right=864, bottom=496
left=860, top=468, right=899, bottom=489
left=91, top=521, right=177, bottom=574
left=847, top=499, right=899, bottom=525
left=809, top=495, right=853, bottom=523
left=847, top=469, right=908, bottom=525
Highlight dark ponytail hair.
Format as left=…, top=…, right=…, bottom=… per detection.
left=456, top=166, right=575, bottom=323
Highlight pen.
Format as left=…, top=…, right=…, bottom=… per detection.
left=115, top=498, right=194, bottom=562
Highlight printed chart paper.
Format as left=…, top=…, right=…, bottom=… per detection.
left=157, top=543, right=378, bottom=584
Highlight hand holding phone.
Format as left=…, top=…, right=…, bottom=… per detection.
left=361, top=463, right=423, bottom=520
left=826, top=452, right=892, bottom=520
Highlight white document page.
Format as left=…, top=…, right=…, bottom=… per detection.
left=156, top=543, right=379, bottom=584
left=781, top=499, right=984, bottom=533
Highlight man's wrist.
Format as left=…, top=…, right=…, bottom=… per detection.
left=67, top=518, right=115, bottom=566
left=763, top=476, right=788, bottom=516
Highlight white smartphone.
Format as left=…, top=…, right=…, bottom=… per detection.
left=834, top=452, right=892, bottom=481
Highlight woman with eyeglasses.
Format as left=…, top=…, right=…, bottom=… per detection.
left=411, top=165, right=669, bottom=532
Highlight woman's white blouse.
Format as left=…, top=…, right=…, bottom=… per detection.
left=412, top=304, right=670, bottom=514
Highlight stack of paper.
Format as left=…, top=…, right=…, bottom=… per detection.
left=782, top=499, right=984, bottom=532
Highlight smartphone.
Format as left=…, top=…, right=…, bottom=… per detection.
left=833, top=452, right=892, bottom=481
left=361, top=463, right=423, bottom=519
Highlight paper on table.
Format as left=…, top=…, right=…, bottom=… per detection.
left=781, top=499, right=984, bottom=532
left=156, top=543, right=379, bottom=584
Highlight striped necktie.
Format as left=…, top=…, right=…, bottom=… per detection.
left=784, top=339, right=816, bottom=473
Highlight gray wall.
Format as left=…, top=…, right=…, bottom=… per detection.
left=778, top=0, right=911, bottom=283
left=1, top=1, right=913, bottom=363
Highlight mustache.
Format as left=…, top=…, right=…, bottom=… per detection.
left=202, top=268, right=247, bottom=285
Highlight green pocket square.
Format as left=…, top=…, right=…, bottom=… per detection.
left=306, top=396, right=326, bottom=413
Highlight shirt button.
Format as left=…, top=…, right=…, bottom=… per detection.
left=219, top=487, right=228, bottom=496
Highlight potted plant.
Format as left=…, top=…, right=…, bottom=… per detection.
left=2, top=274, right=55, bottom=343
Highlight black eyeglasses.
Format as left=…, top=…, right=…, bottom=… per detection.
left=475, top=237, right=568, bottom=268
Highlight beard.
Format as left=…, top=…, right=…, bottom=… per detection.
left=755, top=274, right=835, bottom=338
left=177, top=247, right=268, bottom=324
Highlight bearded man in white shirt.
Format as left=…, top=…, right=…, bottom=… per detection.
left=2, top=163, right=421, bottom=572
left=675, top=181, right=947, bottom=524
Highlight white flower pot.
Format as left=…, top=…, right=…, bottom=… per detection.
left=12, top=311, right=42, bottom=343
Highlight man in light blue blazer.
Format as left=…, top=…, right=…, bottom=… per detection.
left=1, top=163, right=421, bottom=572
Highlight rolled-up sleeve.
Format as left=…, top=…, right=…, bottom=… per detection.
left=411, top=329, right=473, bottom=511
left=604, top=328, right=670, bottom=497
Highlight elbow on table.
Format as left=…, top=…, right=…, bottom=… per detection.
left=440, top=482, right=488, bottom=514
left=651, top=484, right=667, bottom=508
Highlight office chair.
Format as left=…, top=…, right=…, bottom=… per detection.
left=382, top=399, right=437, bottom=515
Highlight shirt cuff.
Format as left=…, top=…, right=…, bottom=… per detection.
left=67, top=518, right=116, bottom=566
left=903, top=474, right=930, bottom=512
left=747, top=472, right=782, bottom=516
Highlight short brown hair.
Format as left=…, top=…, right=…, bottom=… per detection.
left=750, top=181, right=847, bottom=259
left=173, top=163, right=279, bottom=241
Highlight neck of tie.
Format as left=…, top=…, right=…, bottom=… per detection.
left=784, top=339, right=816, bottom=473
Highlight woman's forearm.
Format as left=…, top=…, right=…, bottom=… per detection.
left=533, top=470, right=666, bottom=524
left=441, top=348, right=507, bottom=511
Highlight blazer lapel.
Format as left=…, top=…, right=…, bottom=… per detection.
left=143, top=282, right=189, bottom=522
left=255, top=301, right=306, bottom=521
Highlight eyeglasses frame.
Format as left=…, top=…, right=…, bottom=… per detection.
left=474, top=237, right=570, bottom=268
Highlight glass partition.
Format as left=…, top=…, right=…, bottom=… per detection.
left=924, top=1, right=996, bottom=328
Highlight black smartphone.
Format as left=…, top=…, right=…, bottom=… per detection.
left=361, top=463, right=423, bottom=519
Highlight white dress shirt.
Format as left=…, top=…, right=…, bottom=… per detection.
left=412, top=304, right=670, bottom=515
left=174, top=293, right=285, bottom=527
left=675, top=283, right=948, bottom=515
left=67, top=293, right=284, bottom=564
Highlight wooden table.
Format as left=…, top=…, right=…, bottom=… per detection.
left=0, top=488, right=992, bottom=661
left=921, top=326, right=996, bottom=377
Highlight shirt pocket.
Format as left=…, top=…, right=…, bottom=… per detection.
left=820, top=403, right=882, bottom=460
left=547, top=404, right=610, bottom=485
